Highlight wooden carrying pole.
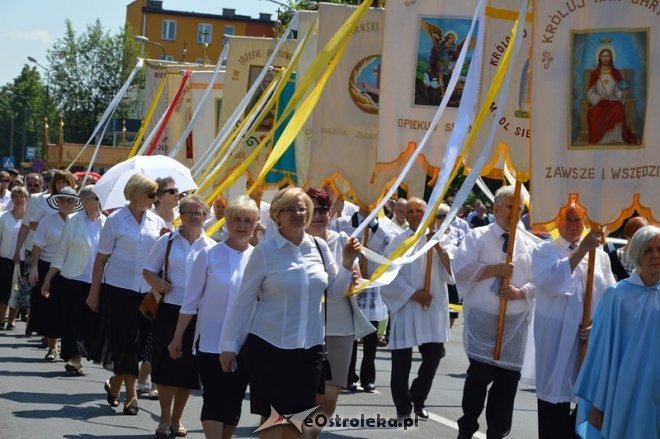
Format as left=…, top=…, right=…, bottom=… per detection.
left=493, top=180, right=522, bottom=360
left=579, top=249, right=597, bottom=364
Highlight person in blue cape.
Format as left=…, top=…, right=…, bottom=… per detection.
left=573, top=225, right=659, bottom=438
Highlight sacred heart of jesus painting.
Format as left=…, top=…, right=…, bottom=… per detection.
left=569, top=29, right=647, bottom=149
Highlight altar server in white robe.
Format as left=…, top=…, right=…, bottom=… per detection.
left=381, top=197, right=453, bottom=419
left=453, top=186, right=537, bottom=439
left=531, top=203, right=615, bottom=439
left=334, top=204, right=398, bottom=392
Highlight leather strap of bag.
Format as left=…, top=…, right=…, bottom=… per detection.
left=162, top=232, right=175, bottom=283
left=313, top=237, right=328, bottom=348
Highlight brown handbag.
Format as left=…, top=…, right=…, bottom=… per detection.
left=139, top=233, right=174, bottom=320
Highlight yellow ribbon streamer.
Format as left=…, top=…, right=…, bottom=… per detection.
left=204, top=1, right=372, bottom=237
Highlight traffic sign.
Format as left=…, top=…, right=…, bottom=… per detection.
left=2, top=156, right=14, bottom=170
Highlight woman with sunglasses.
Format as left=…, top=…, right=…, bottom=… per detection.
left=29, top=186, right=83, bottom=361
left=304, top=187, right=376, bottom=437
left=40, top=186, right=105, bottom=375
left=143, top=195, right=215, bottom=437
left=220, top=187, right=361, bottom=439
left=86, top=174, right=166, bottom=416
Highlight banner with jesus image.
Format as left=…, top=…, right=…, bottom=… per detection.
left=531, top=0, right=658, bottom=228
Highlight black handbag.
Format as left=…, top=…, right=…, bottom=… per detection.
left=313, top=237, right=332, bottom=394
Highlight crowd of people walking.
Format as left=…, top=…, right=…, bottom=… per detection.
left=0, top=167, right=657, bottom=439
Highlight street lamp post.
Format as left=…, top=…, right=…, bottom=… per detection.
left=27, top=56, right=50, bottom=157
left=134, top=35, right=168, bottom=60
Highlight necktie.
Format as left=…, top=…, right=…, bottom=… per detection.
left=569, top=242, right=577, bottom=250
left=501, top=232, right=509, bottom=253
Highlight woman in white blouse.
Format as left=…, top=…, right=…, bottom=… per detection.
left=220, top=187, right=360, bottom=439
left=0, top=187, right=28, bottom=330
left=86, top=174, right=165, bottom=416
left=29, top=186, right=83, bottom=361
left=169, top=195, right=258, bottom=439
left=40, top=186, right=105, bottom=376
left=143, top=195, right=215, bottom=438
left=305, top=187, right=375, bottom=436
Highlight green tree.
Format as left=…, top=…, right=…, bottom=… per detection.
left=46, top=19, right=143, bottom=143
left=0, top=67, right=48, bottom=162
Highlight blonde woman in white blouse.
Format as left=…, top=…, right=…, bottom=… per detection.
left=220, top=187, right=361, bottom=439
left=86, top=174, right=165, bottom=416
left=169, top=195, right=259, bottom=439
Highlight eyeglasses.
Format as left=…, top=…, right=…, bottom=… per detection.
left=181, top=211, right=204, bottom=218
left=162, top=188, right=179, bottom=195
left=147, top=192, right=157, bottom=199
left=281, top=207, right=308, bottom=215
left=313, top=207, right=330, bottom=215
left=58, top=198, right=77, bottom=204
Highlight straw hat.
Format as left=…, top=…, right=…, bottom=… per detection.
left=47, top=186, right=83, bottom=212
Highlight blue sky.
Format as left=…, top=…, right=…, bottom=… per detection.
left=0, top=0, right=280, bottom=86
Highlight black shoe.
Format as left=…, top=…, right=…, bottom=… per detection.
left=123, top=403, right=139, bottom=416
left=363, top=383, right=376, bottom=393
left=0, top=322, right=5, bottom=330
left=397, top=412, right=412, bottom=424
left=346, top=382, right=358, bottom=392
left=414, top=407, right=429, bottom=419
left=6, top=323, right=15, bottom=330
left=104, top=379, right=119, bottom=408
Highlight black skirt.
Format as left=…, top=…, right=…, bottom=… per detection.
left=91, top=284, right=148, bottom=376
left=31, top=259, right=62, bottom=338
left=196, top=350, right=249, bottom=425
left=246, top=334, right=323, bottom=417
left=58, top=277, right=98, bottom=361
left=0, top=256, right=15, bottom=304
left=151, top=302, right=200, bottom=390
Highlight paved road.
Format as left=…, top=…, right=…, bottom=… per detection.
left=0, top=319, right=539, bottom=438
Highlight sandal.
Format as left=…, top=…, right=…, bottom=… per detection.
left=170, top=424, right=187, bottom=437
left=44, top=349, right=57, bottom=361
left=104, top=379, right=119, bottom=408
left=123, top=402, right=139, bottom=416
left=155, top=424, right=170, bottom=438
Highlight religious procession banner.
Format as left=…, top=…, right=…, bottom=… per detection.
left=218, top=36, right=297, bottom=186
left=305, top=3, right=384, bottom=205
left=374, top=0, right=480, bottom=200
left=141, top=63, right=215, bottom=163
left=531, top=0, right=658, bottom=228
left=463, top=0, right=533, bottom=180
left=189, top=71, right=225, bottom=165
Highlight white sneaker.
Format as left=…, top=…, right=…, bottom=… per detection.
left=148, top=384, right=159, bottom=400
left=137, top=383, right=151, bottom=395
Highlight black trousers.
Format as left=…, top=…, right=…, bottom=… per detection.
left=347, top=320, right=379, bottom=386
left=390, top=342, right=445, bottom=416
left=537, top=399, right=577, bottom=439
left=457, top=358, right=520, bottom=439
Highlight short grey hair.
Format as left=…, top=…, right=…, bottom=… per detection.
left=225, top=195, right=259, bottom=222
left=78, top=185, right=97, bottom=200
left=626, top=225, right=660, bottom=271
left=179, top=195, right=208, bottom=216
left=436, top=202, right=450, bottom=217
left=493, top=185, right=521, bottom=206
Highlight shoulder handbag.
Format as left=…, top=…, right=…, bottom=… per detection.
left=139, top=232, right=174, bottom=321
left=313, top=237, right=332, bottom=395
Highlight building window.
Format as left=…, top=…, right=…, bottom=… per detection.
left=163, top=54, right=175, bottom=61
left=162, top=20, right=176, bottom=41
left=223, top=25, right=235, bottom=36
left=198, top=23, right=213, bottom=44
